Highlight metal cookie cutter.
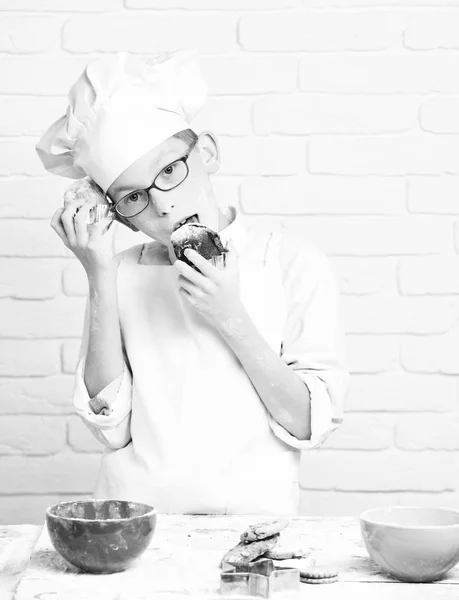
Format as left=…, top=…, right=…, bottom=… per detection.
left=209, top=253, right=227, bottom=270
left=86, top=204, right=115, bottom=225
left=220, top=558, right=300, bottom=598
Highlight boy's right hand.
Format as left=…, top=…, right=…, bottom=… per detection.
left=51, top=199, right=117, bottom=275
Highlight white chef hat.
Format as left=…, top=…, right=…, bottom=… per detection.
left=35, top=49, right=207, bottom=193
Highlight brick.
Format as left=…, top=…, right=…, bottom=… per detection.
left=420, top=98, right=459, bottom=134
left=398, top=256, right=459, bottom=295
left=0, top=416, right=66, bottom=455
left=240, top=11, right=401, bottom=51
left=0, top=177, right=70, bottom=219
left=0, top=340, right=60, bottom=376
left=299, top=53, right=459, bottom=93
left=127, top=0, right=297, bottom=7
left=393, top=492, right=459, bottom=510
left=299, top=490, right=459, bottom=517
left=299, top=491, right=397, bottom=517
left=63, top=261, right=88, bottom=297
left=0, top=258, right=64, bottom=299
left=306, top=0, right=459, bottom=5
left=62, top=339, right=82, bottom=374
left=405, top=11, right=459, bottom=49
left=68, top=416, right=104, bottom=453
left=343, top=295, right=459, bottom=334
left=0, top=0, right=121, bottom=8
left=0, top=494, right=90, bottom=526
left=0, top=375, right=76, bottom=414
left=218, top=137, right=306, bottom=176
left=0, top=96, right=67, bottom=136
left=300, top=450, right=458, bottom=491
left=201, top=56, right=296, bottom=95
left=240, top=176, right=405, bottom=215
left=0, top=140, right=47, bottom=177
left=408, top=176, right=459, bottom=214
left=0, top=451, right=100, bottom=494
left=192, top=97, right=252, bottom=136
left=345, top=334, right=400, bottom=374
left=63, top=14, right=237, bottom=54
left=0, top=17, right=61, bottom=53
left=0, top=297, right=85, bottom=338
left=330, top=257, right=397, bottom=295
left=346, top=373, right=457, bottom=412
left=279, top=217, right=452, bottom=256
left=402, top=331, right=459, bottom=374
left=309, top=134, right=459, bottom=176
left=253, top=95, right=417, bottom=135
left=396, top=415, right=459, bottom=451
left=0, top=220, right=74, bottom=258
left=0, top=56, right=87, bottom=95
left=322, top=414, right=394, bottom=450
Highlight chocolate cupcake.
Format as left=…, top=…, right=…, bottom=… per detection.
left=171, top=222, right=228, bottom=271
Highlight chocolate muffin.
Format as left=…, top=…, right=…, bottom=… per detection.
left=170, top=222, right=228, bottom=271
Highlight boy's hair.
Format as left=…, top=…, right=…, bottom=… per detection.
left=173, top=128, right=198, bottom=145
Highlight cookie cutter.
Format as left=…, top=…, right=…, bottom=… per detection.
left=220, top=558, right=300, bottom=598
left=209, top=253, right=227, bottom=270
left=85, top=204, right=115, bottom=225
left=73, top=203, right=115, bottom=225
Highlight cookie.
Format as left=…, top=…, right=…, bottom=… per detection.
left=300, top=566, right=339, bottom=579
left=220, top=534, right=280, bottom=567
left=301, top=575, right=339, bottom=585
left=240, top=519, right=290, bottom=543
left=265, top=547, right=309, bottom=560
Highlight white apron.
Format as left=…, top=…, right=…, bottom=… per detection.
left=73, top=208, right=348, bottom=515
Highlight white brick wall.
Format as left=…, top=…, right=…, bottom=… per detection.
left=1, top=0, right=459, bottom=526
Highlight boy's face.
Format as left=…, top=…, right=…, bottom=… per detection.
left=107, top=132, right=220, bottom=247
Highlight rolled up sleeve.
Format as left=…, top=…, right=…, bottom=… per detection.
left=73, top=298, right=133, bottom=450
left=268, top=236, right=350, bottom=450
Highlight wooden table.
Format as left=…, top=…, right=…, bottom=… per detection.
left=1, top=516, right=459, bottom=599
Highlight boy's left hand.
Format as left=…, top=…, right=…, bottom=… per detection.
left=174, top=240, right=245, bottom=327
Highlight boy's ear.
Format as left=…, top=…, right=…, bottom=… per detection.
left=196, top=131, right=219, bottom=174
left=114, top=213, right=139, bottom=232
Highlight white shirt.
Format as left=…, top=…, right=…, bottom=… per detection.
left=73, top=206, right=349, bottom=516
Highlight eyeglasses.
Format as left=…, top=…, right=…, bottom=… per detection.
left=110, top=138, right=198, bottom=219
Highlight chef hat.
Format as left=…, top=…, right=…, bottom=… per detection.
left=35, top=49, right=207, bottom=193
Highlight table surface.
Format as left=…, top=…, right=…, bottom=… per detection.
left=1, top=515, right=459, bottom=600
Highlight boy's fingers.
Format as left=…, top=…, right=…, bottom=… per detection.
left=50, top=208, right=70, bottom=246
left=50, top=207, right=64, bottom=228
left=73, top=203, right=92, bottom=245
left=59, top=203, right=80, bottom=246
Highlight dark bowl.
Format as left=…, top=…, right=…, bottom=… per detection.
left=360, top=506, right=459, bottom=583
left=46, top=499, right=157, bottom=574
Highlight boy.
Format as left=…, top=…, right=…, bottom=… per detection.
left=36, top=50, right=349, bottom=515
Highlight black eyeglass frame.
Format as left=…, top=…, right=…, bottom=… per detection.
left=108, top=137, right=199, bottom=219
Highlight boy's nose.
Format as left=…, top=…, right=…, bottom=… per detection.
left=151, top=192, right=174, bottom=216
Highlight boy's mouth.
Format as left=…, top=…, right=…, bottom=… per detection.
left=172, top=213, right=199, bottom=232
